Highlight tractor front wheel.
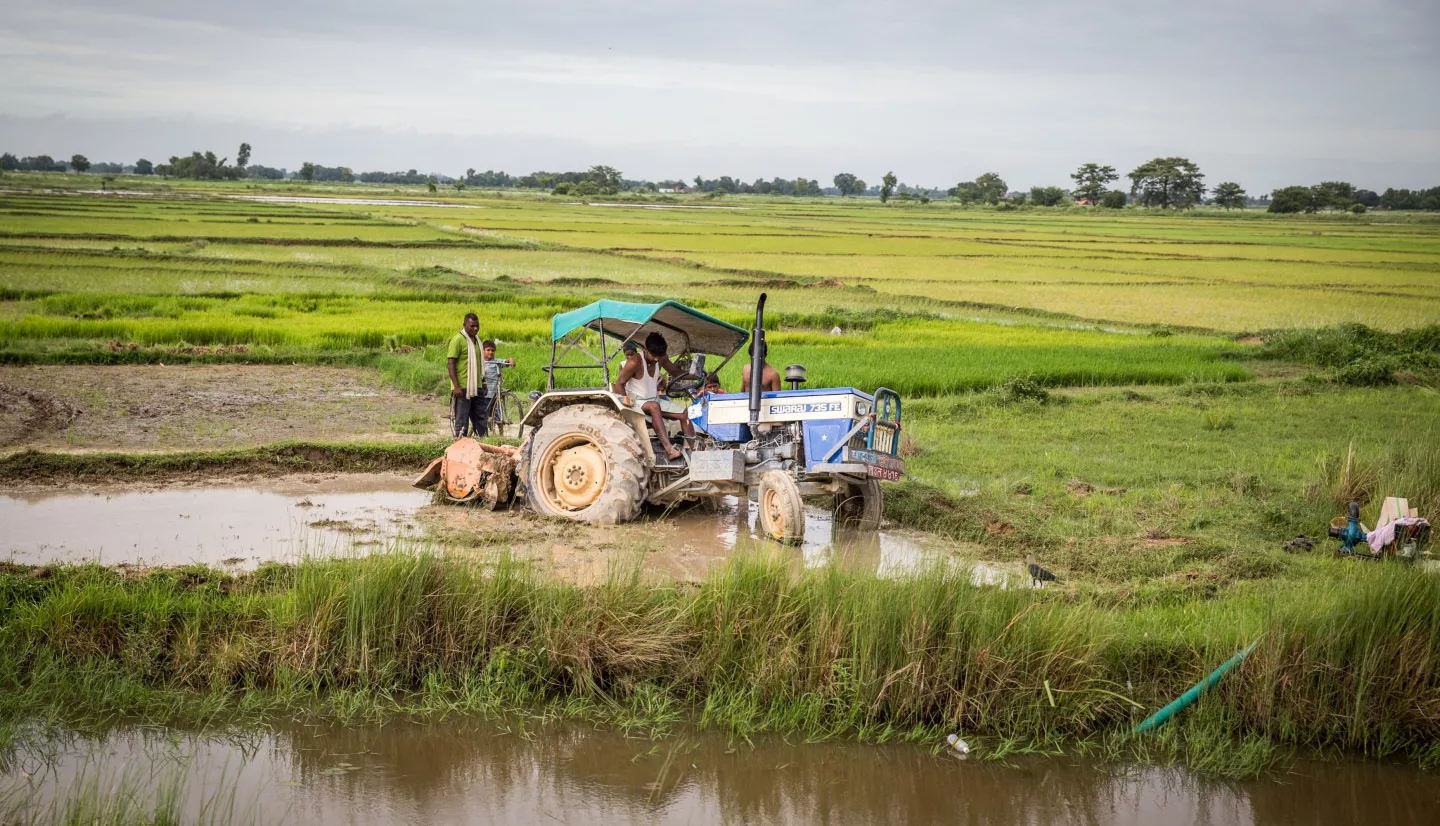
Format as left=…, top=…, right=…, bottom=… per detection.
left=525, top=404, right=647, bottom=525
left=758, top=470, right=805, bottom=545
left=834, top=479, right=883, bottom=531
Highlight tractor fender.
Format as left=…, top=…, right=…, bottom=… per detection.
left=521, top=390, right=654, bottom=464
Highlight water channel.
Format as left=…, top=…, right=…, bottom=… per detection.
left=3, top=719, right=1436, bottom=825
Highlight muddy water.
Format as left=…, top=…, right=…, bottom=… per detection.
left=0, top=475, right=430, bottom=568
left=1, top=476, right=1002, bottom=582
left=3, top=720, right=1436, bottom=825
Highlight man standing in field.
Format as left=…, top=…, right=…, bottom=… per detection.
left=447, top=313, right=487, bottom=438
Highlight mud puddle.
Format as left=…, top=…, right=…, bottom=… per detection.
left=651, top=495, right=1013, bottom=584
left=419, top=494, right=1002, bottom=584
left=1, top=477, right=1010, bottom=583
left=0, top=474, right=429, bottom=568
left=4, top=719, right=1437, bottom=825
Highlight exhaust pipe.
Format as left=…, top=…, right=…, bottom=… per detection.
left=748, top=293, right=768, bottom=431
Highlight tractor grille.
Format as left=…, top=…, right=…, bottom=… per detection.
left=849, top=421, right=899, bottom=455
left=871, top=423, right=898, bottom=455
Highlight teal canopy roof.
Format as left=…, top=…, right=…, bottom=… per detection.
left=551, top=299, right=749, bottom=358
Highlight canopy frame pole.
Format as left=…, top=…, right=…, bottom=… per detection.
left=554, top=329, right=603, bottom=366
left=546, top=338, right=556, bottom=391
left=599, top=319, right=610, bottom=387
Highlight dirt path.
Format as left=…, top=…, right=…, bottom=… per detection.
left=0, top=365, right=447, bottom=451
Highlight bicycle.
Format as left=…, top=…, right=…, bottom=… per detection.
left=484, top=360, right=524, bottom=439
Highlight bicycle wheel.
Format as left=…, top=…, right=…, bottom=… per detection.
left=489, top=391, right=522, bottom=439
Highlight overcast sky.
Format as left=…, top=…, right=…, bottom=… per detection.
left=1, top=0, right=1437, bottom=190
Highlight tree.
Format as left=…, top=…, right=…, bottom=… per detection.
left=588, top=165, right=622, bottom=193
left=0, top=153, right=17, bottom=171
left=1353, top=189, right=1381, bottom=208
left=833, top=172, right=861, bottom=196
left=1212, top=182, right=1247, bottom=210
left=453, top=181, right=465, bottom=191
left=880, top=171, right=897, bottom=203
left=1267, top=186, right=1315, bottom=214
left=794, top=177, right=822, bottom=197
left=1128, top=157, right=1205, bottom=209
left=1070, top=163, right=1117, bottom=203
left=426, top=177, right=438, bottom=193
left=1312, top=181, right=1355, bottom=211
left=69, top=154, right=90, bottom=173
left=975, top=172, right=1007, bottom=204
left=948, top=181, right=981, bottom=204
left=236, top=143, right=251, bottom=169
left=1029, top=186, right=1066, bottom=207
left=299, top=162, right=316, bottom=182
left=1099, top=190, right=1127, bottom=209
left=19, top=155, right=64, bottom=171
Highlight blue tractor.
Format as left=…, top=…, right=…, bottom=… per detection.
left=516, top=293, right=903, bottom=543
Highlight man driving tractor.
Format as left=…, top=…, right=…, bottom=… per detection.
left=611, top=331, right=694, bottom=460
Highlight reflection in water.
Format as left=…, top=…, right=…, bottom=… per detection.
left=0, top=477, right=429, bottom=568
left=3, top=720, right=1438, bottom=826
left=663, top=495, right=1017, bottom=585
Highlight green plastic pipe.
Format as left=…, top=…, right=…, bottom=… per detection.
left=1131, top=641, right=1258, bottom=735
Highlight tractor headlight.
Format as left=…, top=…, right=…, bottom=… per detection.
left=856, top=400, right=872, bottom=418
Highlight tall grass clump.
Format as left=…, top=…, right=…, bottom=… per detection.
left=1309, top=434, right=1440, bottom=523
left=1259, top=323, right=1440, bottom=385
left=0, top=549, right=1436, bottom=774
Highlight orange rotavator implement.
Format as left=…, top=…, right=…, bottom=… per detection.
left=412, top=437, right=520, bottom=509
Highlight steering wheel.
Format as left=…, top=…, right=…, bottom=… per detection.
left=666, top=373, right=703, bottom=398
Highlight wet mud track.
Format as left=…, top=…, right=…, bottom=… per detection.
left=1, top=472, right=1009, bottom=583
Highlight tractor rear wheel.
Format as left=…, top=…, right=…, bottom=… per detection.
left=525, top=404, right=647, bottom=525
left=758, top=470, right=805, bottom=545
left=834, top=479, right=883, bottom=531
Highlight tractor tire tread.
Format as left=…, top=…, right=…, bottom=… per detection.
left=525, top=404, right=647, bottom=525
left=759, top=469, right=805, bottom=544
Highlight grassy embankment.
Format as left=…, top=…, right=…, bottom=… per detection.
left=1, top=545, right=1436, bottom=780
left=0, top=440, right=447, bottom=482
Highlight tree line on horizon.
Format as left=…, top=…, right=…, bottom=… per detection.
left=3, top=144, right=1437, bottom=212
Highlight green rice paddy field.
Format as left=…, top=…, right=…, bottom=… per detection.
left=3, top=183, right=1438, bottom=392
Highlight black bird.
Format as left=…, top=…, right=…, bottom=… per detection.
left=1026, top=553, right=1059, bottom=587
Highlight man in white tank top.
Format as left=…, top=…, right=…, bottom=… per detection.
left=612, top=332, right=694, bottom=461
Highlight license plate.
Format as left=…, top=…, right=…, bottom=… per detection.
left=867, top=465, right=902, bottom=481
left=848, top=448, right=903, bottom=471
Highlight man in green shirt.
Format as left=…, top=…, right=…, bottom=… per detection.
left=446, top=312, right=486, bottom=437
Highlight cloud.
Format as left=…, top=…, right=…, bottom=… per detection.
left=0, top=0, right=1436, bottom=189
